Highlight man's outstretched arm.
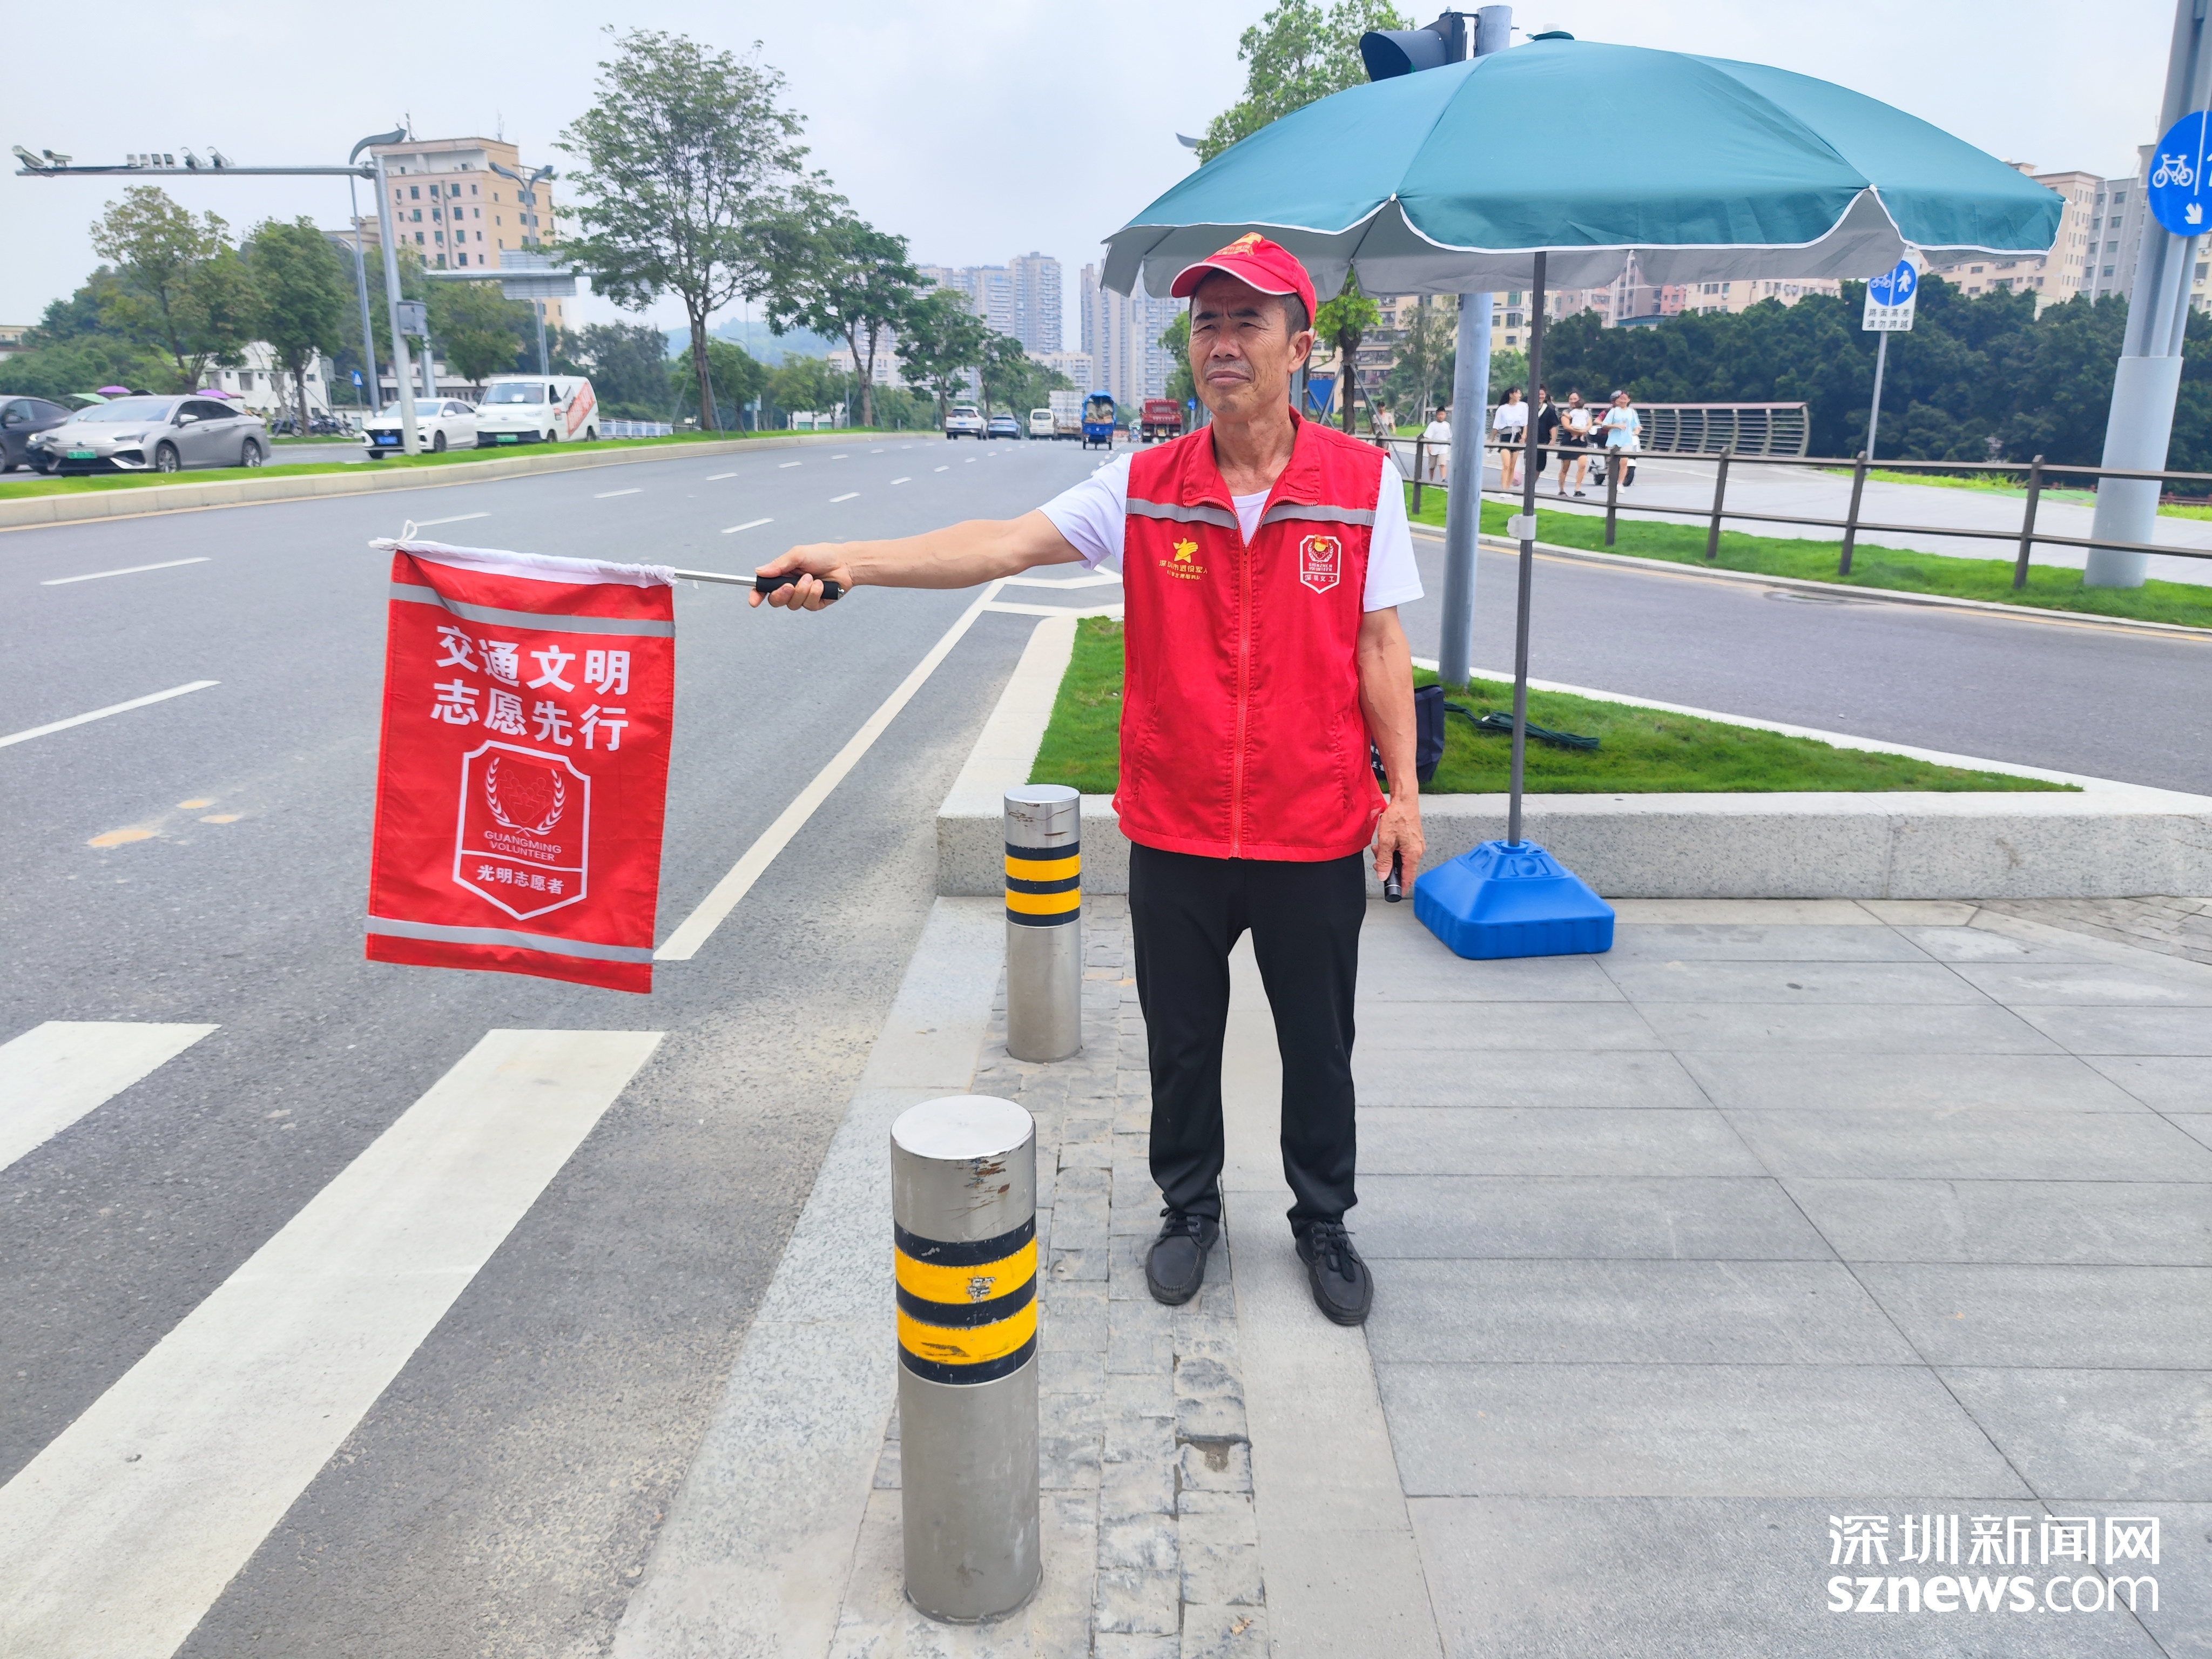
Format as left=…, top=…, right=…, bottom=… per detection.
left=749, top=509, right=1085, bottom=611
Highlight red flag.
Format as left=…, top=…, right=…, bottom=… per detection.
left=365, top=539, right=676, bottom=993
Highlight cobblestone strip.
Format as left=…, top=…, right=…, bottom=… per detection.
left=826, top=899, right=1265, bottom=1657
left=1978, top=894, right=2212, bottom=967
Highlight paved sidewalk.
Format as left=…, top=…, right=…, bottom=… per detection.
left=627, top=894, right=2211, bottom=1657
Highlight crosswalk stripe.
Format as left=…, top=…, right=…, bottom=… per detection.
left=0, top=1022, right=218, bottom=1175
left=0, top=1027, right=663, bottom=1659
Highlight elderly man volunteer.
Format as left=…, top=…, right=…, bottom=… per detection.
left=753, top=236, right=1424, bottom=1326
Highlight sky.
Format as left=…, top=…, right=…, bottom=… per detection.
left=0, top=0, right=2186, bottom=339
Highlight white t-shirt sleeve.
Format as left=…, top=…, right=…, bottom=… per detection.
left=1035, top=448, right=1420, bottom=611
left=1363, top=456, right=1422, bottom=612
left=1038, top=451, right=1130, bottom=572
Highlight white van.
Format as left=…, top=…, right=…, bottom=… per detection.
left=1028, top=407, right=1055, bottom=439
left=474, top=375, right=599, bottom=447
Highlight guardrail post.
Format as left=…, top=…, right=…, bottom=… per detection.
left=1839, top=450, right=1869, bottom=575
left=2012, top=454, right=2046, bottom=590
left=892, top=1095, right=1042, bottom=1622
left=1604, top=445, right=1620, bottom=546
left=1705, top=446, right=1734, bottom=561
left=1412, top=435, right=1425, bottom=515
left=1003, top=785, right=1081, bottom=1062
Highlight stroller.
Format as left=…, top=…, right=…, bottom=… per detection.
left=1588, top=446, right=1637, bottom=488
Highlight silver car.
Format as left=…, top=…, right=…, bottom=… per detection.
left=29, top=394, right=271, bottom=475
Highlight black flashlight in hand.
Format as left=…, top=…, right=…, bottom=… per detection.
left=1384, top=849, right=1404, bottom=902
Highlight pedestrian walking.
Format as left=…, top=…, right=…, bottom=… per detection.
left=1421, top=406, right=1452, bottom=485
left=1530, top=385, right=1557, bottom=489
left=1492, top=386, right=1526, bottom=491
left=1556, top=390, right=1593, bottom=495
left=752, top=235, right=1425, bottom=1327
left=1600, top=388, right=1641, bottom=487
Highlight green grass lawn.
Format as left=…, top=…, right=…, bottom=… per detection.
left=1406, top=486, right=2212, bottom=629
left=1028, top=618, right=2065, bottom=795
left=0, top=428, right=898, bottom=502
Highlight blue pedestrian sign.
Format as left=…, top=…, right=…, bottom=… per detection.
left=2148, top=111, right=2211, bottom=235
left=1867, top=259, right=1916, bottom=307
left=1863, top=257, right=1918, bottom=332
left=352, top=370, right=363, bottom=387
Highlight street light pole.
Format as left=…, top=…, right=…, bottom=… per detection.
left=344, top=129, right=404, bottom=431
left=2088, top=0, right=2212, bottom=586
left=371, top=153, right=423, bottom=456
left=1436, top=3, right=1512, bottom=688
left=490, top=161, right=558, bottom=376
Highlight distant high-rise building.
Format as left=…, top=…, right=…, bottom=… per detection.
left=917, top=263, right=1016, bottom=335
left=1931, top=160, right=2174, bottom=312
left=1009, top=253, right=1063, bottom=352
left=1034, top=350, right=1095, bottom=392
left=1081, top=265, right=1182, bottom=406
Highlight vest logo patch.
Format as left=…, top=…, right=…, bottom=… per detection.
left=1299, top=534, right=1341, bottom=593
left=1159, top=537, right=1206, bottom=581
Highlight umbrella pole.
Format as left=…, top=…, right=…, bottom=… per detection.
left=1507, top=251, right=1546, bottom=847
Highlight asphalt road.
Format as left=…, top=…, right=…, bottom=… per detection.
left=4, top=428, right=2208, bottom=1656
left=0, top=433, right=1103, bottom=1657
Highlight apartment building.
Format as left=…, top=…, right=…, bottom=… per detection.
left=1033, top=349, right=1095, bottom=390
left=918, top=264, right=1015, bottom=337
left=350, top=134, right=567, bottom=332
left=1078, top=266, right=1181, bottom=406
left=1927, top=161, right=2180, bottom=311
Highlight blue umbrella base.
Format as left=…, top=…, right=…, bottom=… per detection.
left=1413, top=839, right=1616, bottom=960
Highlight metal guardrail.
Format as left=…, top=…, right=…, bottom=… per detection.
left=601, top=420, right=675, bottom=439
left=1373, top=437, right=2212, bottom=589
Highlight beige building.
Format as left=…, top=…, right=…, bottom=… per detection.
left=350, top=134, right=567, bottom=332
left=1927, top=162, right=2182, bottom=311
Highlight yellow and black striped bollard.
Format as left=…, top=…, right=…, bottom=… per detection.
left=1003, top=784, right=1081, bottom=1062
left=890, top=1095, right=1041, bottom=1621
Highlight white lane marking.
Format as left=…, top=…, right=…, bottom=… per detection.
left=0, top=682, right=219, bottom=751
left=1002, top=572, right=1122, bottom=589
left=596, top=488, right=643, bottom=498
left=706, top=471, right=738, bottom=481
left=0, top=1022, right=217, bottom=1175
left=935, top=466, right=949, bottom=473
left=832, top=454, right=850, bottom=460
left=410, top=512, right=490, bottom=529
left=830, top=492, right=859, bottom=503
left=869, top=448, right=885, bottom=453
left=41, top=558, right=210, bottom=586
left=721, top=518, right=774, bottom=535
left=890, top=477, right=912, bottom=485
left=986, top=601, right=1124, bottom=619
left=779, top=462, right=802, bottom=469
left=965, top=457, right=977, bottom=463
left=656, top=581, right=1009, bottom=961
left=0, top=1028, right=663, bottom=1659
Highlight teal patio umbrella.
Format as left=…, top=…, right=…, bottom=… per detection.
left=1103, top=36, right=2061, bottom=957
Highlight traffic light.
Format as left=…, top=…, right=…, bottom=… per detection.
left=1359, top=11, right=1469, bottom=80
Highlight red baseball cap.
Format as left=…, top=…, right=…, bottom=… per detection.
left=1169, top=233, right=1318, bottom=325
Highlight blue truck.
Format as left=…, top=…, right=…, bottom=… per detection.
left=1081, top=392, right=1116, bottom=451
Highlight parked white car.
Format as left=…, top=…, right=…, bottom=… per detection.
left=474, top=375, right=600, bottom=447
left=362, top=399, right=478, bottom=458
left=943, top=403, right=984, bottom=440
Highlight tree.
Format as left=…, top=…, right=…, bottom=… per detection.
left=767, top=353, right=845, bottom=420
left=429, top=280, right=537, bottom=392
left=673, top=338, right=770, bottom=428
left=567, top=322, right=673, bottom=417
left=89, top=186, right=256, bottom=390
left=1159, top=311, right=1195, bottom=404
left=245, top=217, right=349, bottom=435
left=558, top=28, right=815, bottom=433
left=760, top=205, right=921, bottom=428
left=896, top=287, right=990, bottom=424
left=1378, top=294, right=1454, bottom=420
left=1313, top=269, right=1380, bottom=431
left=1197, top=0, right=1408, bottom=161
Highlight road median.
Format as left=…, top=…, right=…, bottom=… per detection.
left=0, top=430, right=869, bottom=533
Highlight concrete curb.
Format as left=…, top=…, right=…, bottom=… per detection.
left=610, top=897, right=1002, bottom=1659
left=0, top=429, right=873, bottom=533
left=1418, top=525, right=2212, bottom=643
left=937, top=616, right=2212, bottom=900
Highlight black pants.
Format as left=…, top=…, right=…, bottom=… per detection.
left=1128, top=843, right=1364, bottom=1233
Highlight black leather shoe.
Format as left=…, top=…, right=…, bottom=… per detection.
left=1297, top=1222, right=1374, bottom=1326
left=1145, top=1208, right=1219, bottom=1305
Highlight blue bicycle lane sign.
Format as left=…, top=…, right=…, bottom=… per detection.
left=2148, top=110, right=2211, bottom=235
left=1868, top=259, right=1917, bottom=308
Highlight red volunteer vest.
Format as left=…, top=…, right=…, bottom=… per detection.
left=1117, top=415, right=1385, bottom=861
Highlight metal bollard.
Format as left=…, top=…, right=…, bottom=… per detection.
left=892, top=1095, right=1042, bottom=1622
left=1002, top=785, right=1081, bottom=1062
